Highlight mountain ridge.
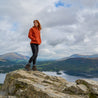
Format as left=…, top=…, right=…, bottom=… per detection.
left=57, top=53, right=98, bottom=61
left=0, top=52, right=29, bottom=62
left=0, top=52, right=98, bottom=62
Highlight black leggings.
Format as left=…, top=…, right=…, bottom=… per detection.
left=28, top=43, right=39, bottom=65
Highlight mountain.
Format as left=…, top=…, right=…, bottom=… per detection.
left=57, top=53, right=98, bottom=61
left=0, top=52, right=98, bottom=78
left=0, top=52, right=49, bottom=62
left=0, top=52, right=29, bottom=62
left=1, top=57, right=98, bottom=77
left=70, top=54, right=98, bottom=58
left=38, top=57, right=98, bottom=78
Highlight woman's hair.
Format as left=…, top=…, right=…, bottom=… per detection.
left=33, top=20, right=42, bottom=30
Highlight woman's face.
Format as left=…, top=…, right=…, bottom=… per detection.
left=34, top=21, right=38, bottom=27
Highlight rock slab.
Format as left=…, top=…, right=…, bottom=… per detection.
left=1, top=69, right=98, bottom=98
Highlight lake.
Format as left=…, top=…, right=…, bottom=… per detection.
left=42, top=71, right=98, bottom=82
left=0, top=73, right=6, bottom=84
left=0, top=71, right=98, bottom=84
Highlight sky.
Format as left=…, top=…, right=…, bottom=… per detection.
left=0, top=0, right=98, bottom=60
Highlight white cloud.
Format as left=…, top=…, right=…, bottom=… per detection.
left=0, top=0, right=98, bottom=60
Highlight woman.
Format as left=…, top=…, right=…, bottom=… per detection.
left=25, top=20, right=42, bottom=71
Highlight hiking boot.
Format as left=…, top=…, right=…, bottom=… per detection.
left=32, top=65, right=37, bottom=71
left=25, top=63, right=31, bottom=71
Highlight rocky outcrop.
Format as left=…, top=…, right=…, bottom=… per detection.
left=1, top=69, right=98, bottom=98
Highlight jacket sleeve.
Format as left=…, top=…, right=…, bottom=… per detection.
left=28, top=28, right=35, bottom=40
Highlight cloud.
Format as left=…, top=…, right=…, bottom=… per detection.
left=0, top=0, right=98, bottom=60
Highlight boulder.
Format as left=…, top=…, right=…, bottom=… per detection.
left=1, top=69, right=98, bottom=98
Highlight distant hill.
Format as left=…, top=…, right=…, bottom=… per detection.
left=0, top=58, right=7, bottom=62
left=1, top=52, right=98, bottom=62
left=0, top=52, right=98, bottom=78
left=70, top=54, right=98, bottom=58
left=0, top=52, right=29, bottom=62
left=57, top=54, right=98, bottom=61
left=38, top=57, right=98, bottom=78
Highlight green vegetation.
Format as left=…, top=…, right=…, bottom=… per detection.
left=0, top=84, right=3, bottom=90
left=0, top=60, right=27, bottom=73
left=0, top=58, right=98, bottom=78
left=37, top=58, right=98, bottom=78
left=89, top=93, right=97, bottom=98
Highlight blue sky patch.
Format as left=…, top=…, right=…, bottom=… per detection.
left=55, top=0, right=64, bottom=7
left=55, top=0, right=72, bottom=8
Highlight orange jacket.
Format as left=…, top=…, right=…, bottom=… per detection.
left=28, top=26, right=41, bottom=45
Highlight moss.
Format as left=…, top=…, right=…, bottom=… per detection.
left=0, top=84, right=2, bottom=90
left=8, top=76, right=15, bottom=84
left=89, top=93, right=97, bottom=98
left=10, top=76, right=15, bottom=80
left=11, top=82, right=28, bottom=95
left=15, top=83, right=27, bottom=90
left=16, top=95, right=20, bottom=98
